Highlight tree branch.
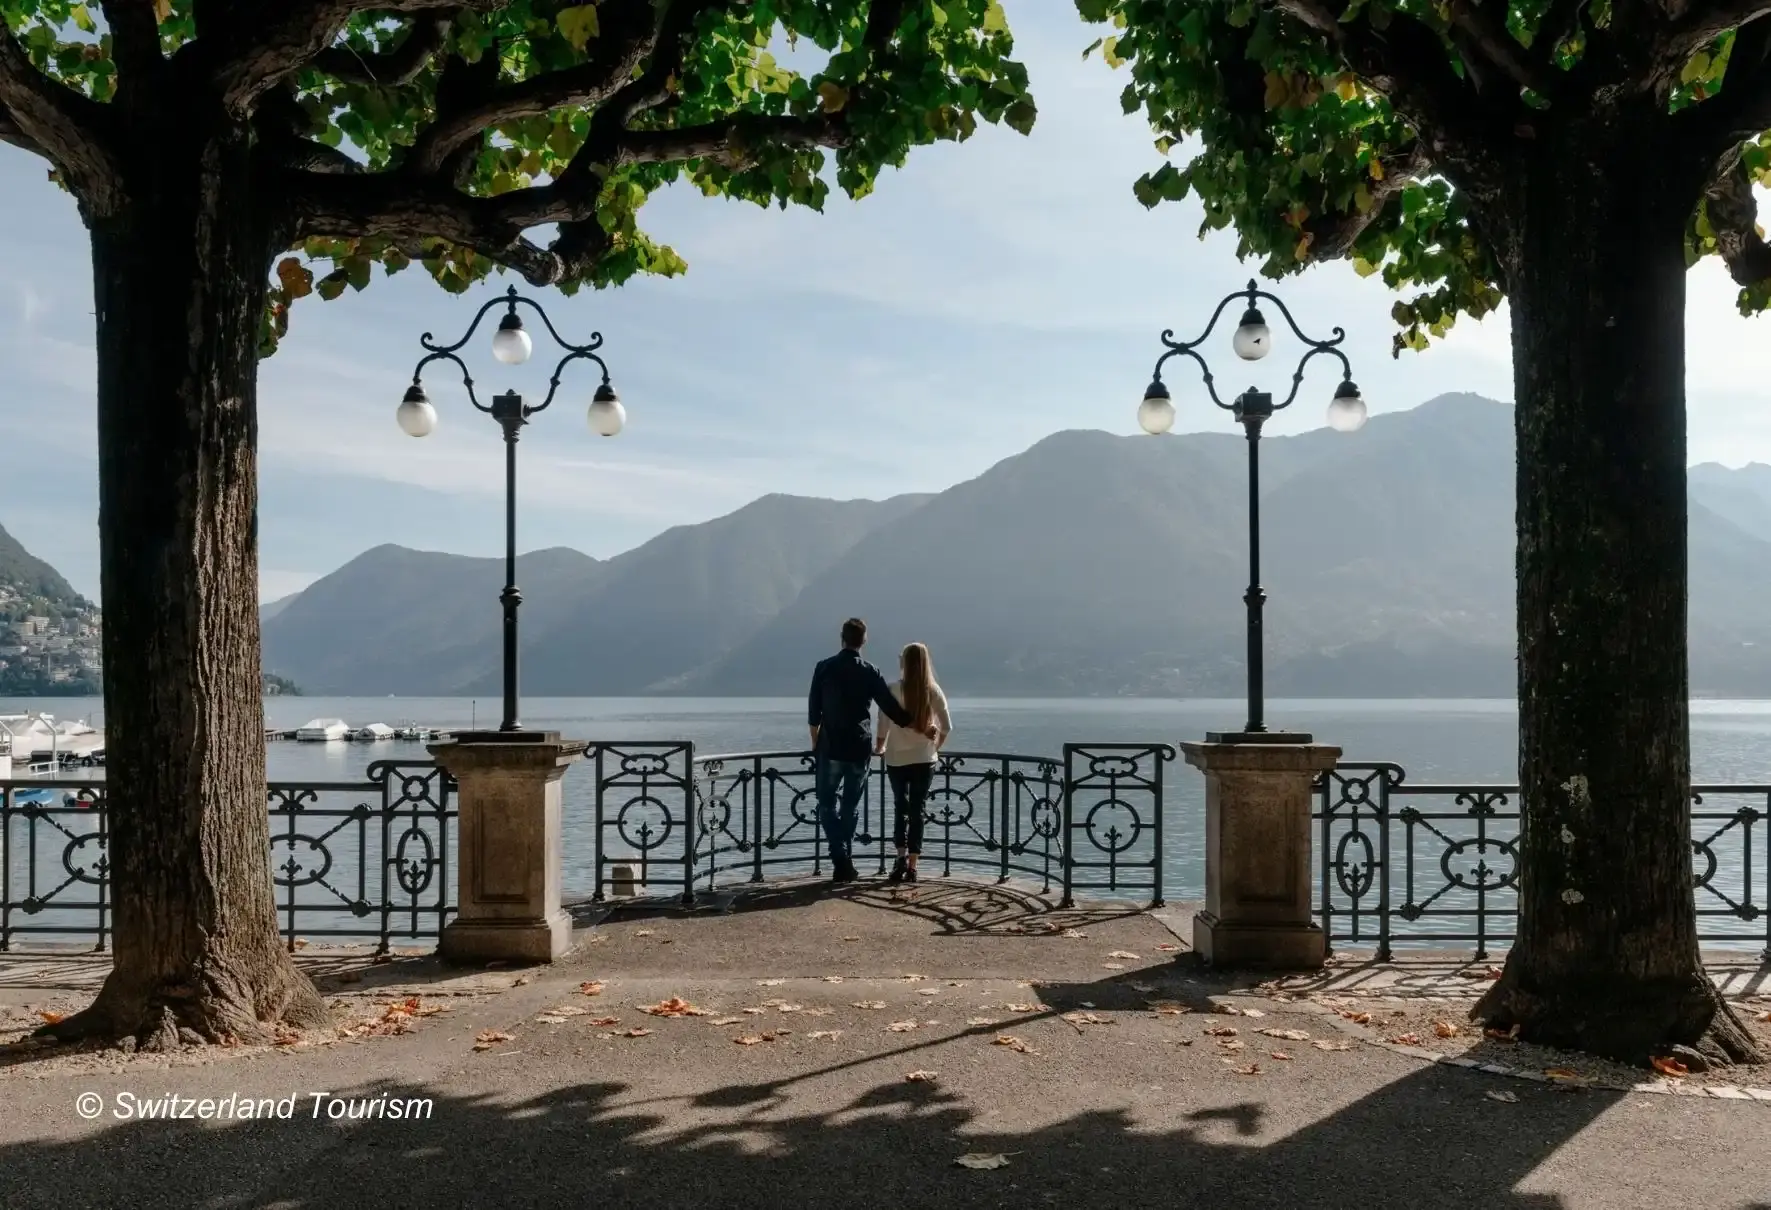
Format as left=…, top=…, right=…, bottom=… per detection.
left=1274, top=0, right=1512, bottom=200
left=0, top=104, right=46, bottom=156
left=1666, top=0, right=1771, bottom=62
left=404, top=0, right=672, bottom=176
left=1704, top=149, right=1771, bottom=283
left=0, top=26, right=124, bottom=210
left=1677, top=12, right=1771, bottom=148
left=1304, top=144, right=1433, bottom=259
left=1446, top=0, right=1552, bottom=96
left=199, top=0, right=505, bottom=114
left=311, top=16, right=452, bottom=86
left=100, top=0, right=165, bottom=93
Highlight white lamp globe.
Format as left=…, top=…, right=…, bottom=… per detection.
left=1138, top=380, right=1175, bottom=435
left=588, top=383, right=625, bottom=437
left=396, top=385, right=437, bottom=437
left=1327, top=381, right=1368, bottom=433
left=1232, top=306, right=1271, bottom=361
left=491, top=313, right=532, bottom=365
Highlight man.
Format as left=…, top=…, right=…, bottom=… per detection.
left=807, top=618, right=936, bottom=884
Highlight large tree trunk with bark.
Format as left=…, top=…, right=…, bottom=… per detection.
left=42, top=108, right=326, bottom=1050
left=1472, top=118, right=1762, bottom=1065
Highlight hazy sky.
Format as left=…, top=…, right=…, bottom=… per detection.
left=3, top=1, right=1769, bottom=602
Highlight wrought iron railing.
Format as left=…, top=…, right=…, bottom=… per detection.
left=1315, top=763, right=1770, bottom=960
left=588, top=743, right=1175, bottom=908
left=1, top=761, right=456, bottom=953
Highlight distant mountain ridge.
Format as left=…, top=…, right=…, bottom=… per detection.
left=244, top=394, right=1771, bottom=697
left=0, top=521, right=81, bottom=606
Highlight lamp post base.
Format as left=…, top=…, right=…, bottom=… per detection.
left=1205, top=730, right=1314, bottom=745
left=447, top=728, right=561, bottom=744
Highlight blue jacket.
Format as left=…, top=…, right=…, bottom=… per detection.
left=808, top=648, right=914, bottom=763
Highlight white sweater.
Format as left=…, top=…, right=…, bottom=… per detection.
left=877, top=680, right=951, bottom=766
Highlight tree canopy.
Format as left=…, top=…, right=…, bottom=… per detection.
left=1081, top=0, right=1771, bottom=352
left=0, top=0, right=1034, bottom=350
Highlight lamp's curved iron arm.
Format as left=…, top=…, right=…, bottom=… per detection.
left=1147, top=279, right=1354, bottom=413
left=410, top=284, right=609, bottom=416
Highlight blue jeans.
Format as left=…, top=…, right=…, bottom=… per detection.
left=814, top=755, right=868, bottom=868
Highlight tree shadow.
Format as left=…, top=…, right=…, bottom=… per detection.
left=0, top=1054, right=1665, bottom=1210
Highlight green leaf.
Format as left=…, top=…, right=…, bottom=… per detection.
left=557, top=4, right=600, bottom=50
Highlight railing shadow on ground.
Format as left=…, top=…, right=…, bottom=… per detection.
left=0, top=1016, right=1665, bottom=1210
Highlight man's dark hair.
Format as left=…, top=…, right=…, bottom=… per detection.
left=840, top=618, right=867, bottom=649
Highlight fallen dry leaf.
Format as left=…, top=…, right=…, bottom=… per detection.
left=993, top=1034, right=1036, bottom=1053
left=643, top=997, right=711, bottom=1018
left=1155, top=943, right=1180, bottom=952
left=955, top=1153, right=1010, bottom=1170
left=1219, top=1039, right=1245, bottom=1052
left=1484, top=1025, right=1521, bottom=1042
left=734, top=1035, right=766, bottom=1046
left=634, top=929, right=654, bottom=937
left=513, top=974, right=533, bottom=987
left=1387, top=1033, right=1422, bottom=1046
left=1204, top=1026, right=1239, bottom=1038
left=1259, top=1028, right=1310, bottom=1042
left=742, top=1007, right=768, bottom=1015
left=587, top=1016, right=620, bottom=1027
left=967, top=1017, right=1001, bottom=1027
left=1212, top=1004, right=1243, bottom=1016
left=1651, top=1055, right=1689, bottom=1078
left=1129, top=981, right=1157, bottom=994
left=1233, top=1064, right=1263, bottom=1076
left=853, top=1000, right=888, bottom=1010
left=293, top=938, right=310, bottom=950
left=1107, top=951, right=1140, bottom=960
left=918, top=989, right=940, bottom=997
left=1061, top=929, right=1087, bottom=939
left=1433, top=1020, right=1461, bottom=1039
left=579, top=981, right=606, bottom=997
left=823, top=976, right=845, bottom=983
left=1102, top=963, right=1125, bottom=971
left=472, top=1030, right=513, bottom=1051
left=901, top=974, right=928, bottom=983
left=36, top=1010, right=65, bottom=1026
left=757, top=978, right=786, bottom=987
left=803, top=1007, right=835, bottom=1017
left=776, top=1005, right=804, bottom=1014
left=1339, top=1010, right=1372, bottom=1025
left=1485, top=1090, right=1519, bottom=1103
left=1544, top=1067, right=1582, bottom=1081
left=1312, top=1040, right=1353, bottom=1052
left=1062, top=1011, right=1111, bottom=1027
left=709, top=1016, right=744, bottom=1026
left=624, top=1028, right=653, bottom=1038
left=808, top=1030, right=843, bottom=1040
left=1004, top=1003, right=1038, bottom=1013
left=905, top=1070, right=939, bottom=1082
left=1486, top=965, right=1503, bottom=979
left=841, top=935, right=861, bottom=942
left=887, top=1021, right=918, bottom=1032
left=1270, top=1051, right=1294, bottom=1061
left=1242, top=1008, right=1266, bottom=1018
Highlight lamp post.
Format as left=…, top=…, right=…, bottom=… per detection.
left=401, top=285, right=624, bottom=737
left=1139, top=279, right=1367, bottom=744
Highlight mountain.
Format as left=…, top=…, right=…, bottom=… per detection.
left=263, top=494, right=929, bottom=694
left=0, top=521, right=81, bottom=606
left=258, top=394, right=1771, bottom=697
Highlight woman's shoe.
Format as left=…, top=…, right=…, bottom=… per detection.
left=904, top=864, right=918, bottom=884
left=887, top=856, right=908, bottom=884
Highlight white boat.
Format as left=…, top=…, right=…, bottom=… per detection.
left=295, top=718, right=350, bottom=742
left=353, top=723, right=396, bottom=742
left=0, top=713, right=105, bottom=765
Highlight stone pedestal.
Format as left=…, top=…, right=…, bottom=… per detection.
left=1181, top=739, right=1341, bottom=970
left=430, top=732, right=586, bottom=964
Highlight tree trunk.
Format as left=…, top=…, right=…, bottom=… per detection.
left=1472, top=126, right=1761, bottom=1065
left=42, top=116, right=326, bottom=1049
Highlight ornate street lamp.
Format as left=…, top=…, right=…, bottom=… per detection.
left=1140, top=279, right=1366, bottom=743
left=401, top=285, right=624, bottom=735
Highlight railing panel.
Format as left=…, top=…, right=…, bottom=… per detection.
left=589, top=742, right=696, bottom=904
left=1314, top=764, right=1771, bottom=959
left=1062, top=744, right=1173, bottom=908
left=3, top=764, right=457, bottom=953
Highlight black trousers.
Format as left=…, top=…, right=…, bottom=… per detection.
left=887, top=762, right=934, bottom=855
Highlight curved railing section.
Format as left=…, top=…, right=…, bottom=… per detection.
left=586, top=743, right=1177, bottom=908
left=1315, top=763, right=1771, bottom=960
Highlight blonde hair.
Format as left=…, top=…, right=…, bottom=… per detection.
left=901, top=643, right=935, bottom=733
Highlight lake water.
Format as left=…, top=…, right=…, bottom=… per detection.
left=7, top=696, right=1771, bottom=940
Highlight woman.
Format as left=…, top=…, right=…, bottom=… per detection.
left=873, top=642, right=951, bottom=884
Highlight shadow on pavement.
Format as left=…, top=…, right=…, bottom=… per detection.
left=0, top=1057, right=1638, bottom=1210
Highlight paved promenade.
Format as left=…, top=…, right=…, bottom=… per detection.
left=2, top=879, right=1769, bottom=1209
